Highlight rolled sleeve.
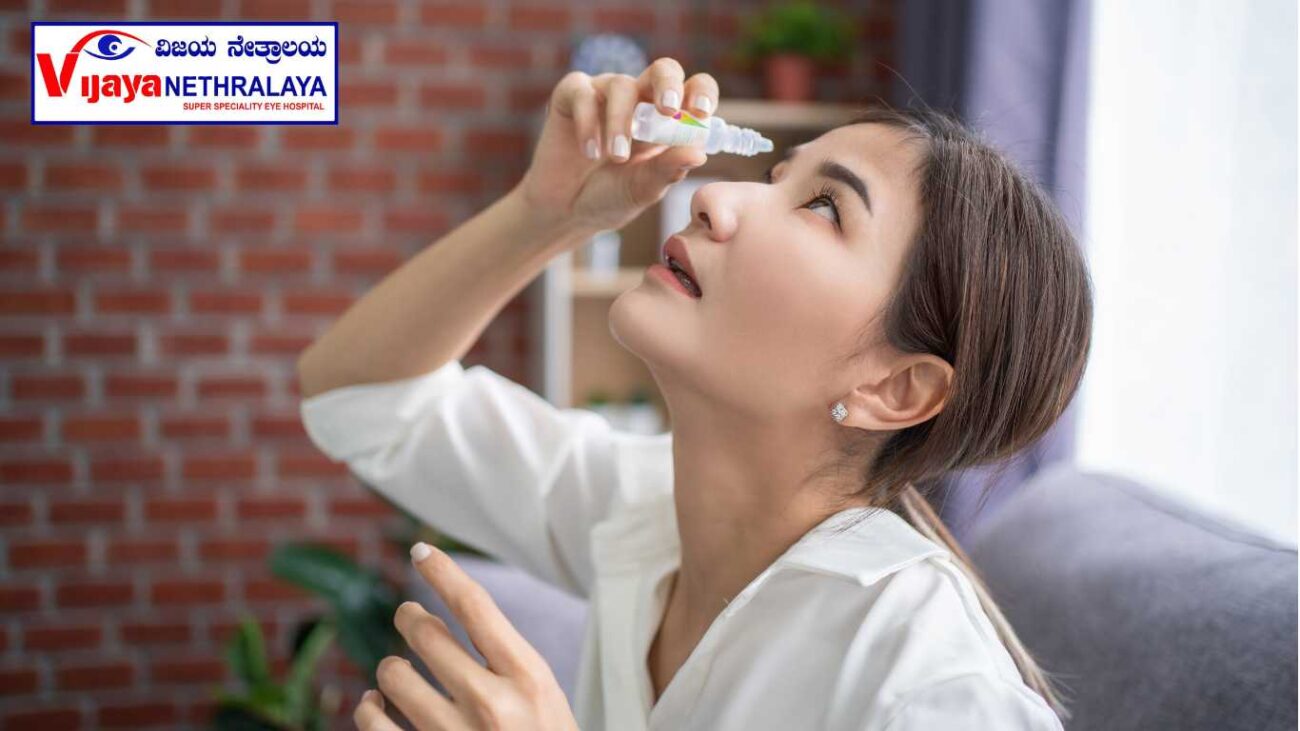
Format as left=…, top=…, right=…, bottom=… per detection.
left=298, top=360, right=624, bottom=599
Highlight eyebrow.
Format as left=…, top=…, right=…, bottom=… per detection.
left=762, top=145, right=874, bottom=215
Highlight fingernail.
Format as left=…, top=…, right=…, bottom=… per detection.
left=585, top=138, right=599, bottom=160
left=613, top=134, right=630, bottom=159
left=363, top=689, right=383, bottom=708
left=693, top=95, right=712, bottom=115
left=410, top=542, right=434, bottom=563
left=661, top=89, right=679, bottom=110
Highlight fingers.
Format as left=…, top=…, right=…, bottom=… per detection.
left=374, top=655, right=468, bottom=731
left=639, top=56, right=686, bottom=116
left=393, top=599, right=490, bottom=702
left=600, top=73, right=638, bottom=162
left=550, top=71, right=602, bottom=161
left=353, top=689, right=403, bottom=731
left=682, top=71, right=720, bottom=119
left=409, top=542, right=541, bottom=678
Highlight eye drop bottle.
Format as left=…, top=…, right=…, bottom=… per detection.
left=630, top=101, right=774, bottom=157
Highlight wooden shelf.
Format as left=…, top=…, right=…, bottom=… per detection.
left=713, top=99, right=866, bottom=130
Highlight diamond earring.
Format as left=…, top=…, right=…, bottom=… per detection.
left=830, top=401, right=848, bottom=423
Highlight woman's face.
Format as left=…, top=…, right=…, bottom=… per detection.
left=609, top=123, right=926, bottom=421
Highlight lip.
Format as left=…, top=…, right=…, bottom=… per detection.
left=648, top=262, right=695, bottom=298
left=660, top=234, right=701, bottom=295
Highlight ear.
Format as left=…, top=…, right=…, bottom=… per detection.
left=837, top=355, right=953, bottom=431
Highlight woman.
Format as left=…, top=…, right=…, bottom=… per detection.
left=299, top=58, right=1091, bottom=730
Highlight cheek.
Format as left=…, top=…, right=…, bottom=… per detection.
left=711, top=247, right=871, bottom=380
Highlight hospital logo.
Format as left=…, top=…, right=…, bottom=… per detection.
left=31, top=22, right=338, bottom=124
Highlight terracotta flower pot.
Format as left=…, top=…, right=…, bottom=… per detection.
left=763, top=52, right=816, bottom=102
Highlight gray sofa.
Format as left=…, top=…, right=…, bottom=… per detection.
left=407, top=464, right=1298, bottom=730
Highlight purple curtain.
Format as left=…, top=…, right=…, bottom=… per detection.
left=895, top=0, right=1093, bottom=542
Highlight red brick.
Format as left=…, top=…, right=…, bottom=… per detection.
left=468, top=43, right=531, bottom=69
left=0, top=121, right=73, bottom=145
left=330, top=496, right=397, bottom=518
left=108, top=538, right=179, bottom=564
left=56, top=580, right=133, bottom=608
left=278, top=452, right=348, bottom=478
left=326, top=165, right=396, bottom=193
left=293, top=206, right=363, bottom=233
left=21, top=205, right=98, bottom=232
left=237, top=0, right=312, bottom=20
left=282, top=127, right=354, bottom=150
left=141, top=164, right=217, bottom=191
left=0, top=667, right=38, bottom=694
left=118, top=205, right=190, bottom=234
left=157, top=331, right=229, bottom=357
left=0, top=249, right=39, bottom=275
left=508, top=5, right=570, bottom=30
left=332, top=248, right=404, bottom=275
left=148, top=247, right=220, bottom=273
left=151, top=579, right=225, bottom=606
left=158, top=414, right=229, bottom=440
left=239, top=247, right=312, bottom=274
left=384, top=207, right=448, bottom=233
left=418, top=82, right=487, bottom=110
left=248, top=330, right=314, bottom=356
left=24, top=623, right=102, bottom=651
left=594, top=7, right=657, bottom=32
left=56, top=246, right=132, bottom=273
left=181, top=452, right=256, bottom=479
left=199, top=537, right=270, bottom=561
left=374, top=126, right=443, bottom=153
left=0, top=457, right=73, bottom=484
left=0, top=333, right=44, bottom=358
left=94, top=288, right=171, bottom=315
left=282, top=289, right=355, bottom=316
left=341, top=80, right=399, bottom=107
left=98, top=702, right=180, bottom=728
left=235, top=164, right=307, bottom=191
left=236, top=497, right=305, bottom=520
left=0, top=501, right=34, bottom=524
left=0, top=585, right=42, bottom=611
left=144, top=497, right=217, bottom=522
left=0, top=288, right=77, bottom=316
left=89, top=455, right=165, bottom=482
left=189, top=289, right=263, bottom=315
left=189, top=126, right=260, bottom=147
left=45, top=163, right=123, bottom=191
left=243, top=578, right=311, bottom=602
left=103, top=373, right=178, bottom=400
left=93, top=126, right=170, bottom=147
left=419, top=170, right=484, bottom=195
left=2, top=708, right=81, bottom=730
left=57, top=661, right=135, bottom=690
left=210, top=206, right=276, bottom=232
left=334, top=0, right=398, bottom=24
left=149, top=0, right=222, bottom=19
left=417, top=4, right=486, bottom=28
left=0, top=416, right=42, bottom=441
left=63, top=331, right=137, bottom=357
left=62, top=415, right=139, bottom=442
left=9, top=539, right=87, bottom=568
left=465, top=129, right=529, bottom=157
left=195, top=377, right=266, bottom=400
left=383, top=39, right=451, bottom=66
left=49, top=0, right=128, bottom=13
left=11, top=374, right=85, bottom=401
left=49, top=498, right=126, bottom=523
left=0, top=161, right=25, bottom=188
left=119, top=621, right=191, bottom=645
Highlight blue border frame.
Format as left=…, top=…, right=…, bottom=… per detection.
left=30, top=20, right=340, bottom=125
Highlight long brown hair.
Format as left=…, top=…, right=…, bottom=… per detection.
left=823, top=105, right=1093, bottom=721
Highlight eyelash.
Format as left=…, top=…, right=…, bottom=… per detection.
left=761, top=168, right=842, bottom=230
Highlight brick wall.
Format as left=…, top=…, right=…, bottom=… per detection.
left=1, top=0, right=895, bottom=728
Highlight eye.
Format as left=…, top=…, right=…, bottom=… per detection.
left=760, top=167, right=842, bottom=231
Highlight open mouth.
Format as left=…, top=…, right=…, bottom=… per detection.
left=666, top=256, right=702, bottom=298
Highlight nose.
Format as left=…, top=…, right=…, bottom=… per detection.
left=689, top=181, right=741, bottom=242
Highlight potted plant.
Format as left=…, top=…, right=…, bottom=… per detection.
left=209, top=542, right=405, bottom=730
left=734, top=0, right=857, bottom=102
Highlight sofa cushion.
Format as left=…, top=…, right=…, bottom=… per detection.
left=964, top=463, right=1297, bottom=731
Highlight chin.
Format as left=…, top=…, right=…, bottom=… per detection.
left=608, top=285, right=697, bottom=374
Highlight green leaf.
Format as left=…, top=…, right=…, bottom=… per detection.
left=736, top=0, right=857, bottom=64
left=284, top=620, right=337, bottom=724
left=226, top=615, right=271, bottom=689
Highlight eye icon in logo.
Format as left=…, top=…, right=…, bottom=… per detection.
left=71, top=29, right=148, bottom=61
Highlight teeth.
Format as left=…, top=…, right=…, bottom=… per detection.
left=667, top=257, right=701, bottom=297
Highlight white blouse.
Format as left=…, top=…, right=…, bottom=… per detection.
left=299, top=359, right=1065, bottom=731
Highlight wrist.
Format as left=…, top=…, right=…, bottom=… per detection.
left=504, top=184, right=598, bottom=252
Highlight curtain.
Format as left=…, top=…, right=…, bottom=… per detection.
left=895, top=0, right=1093, bottom=542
